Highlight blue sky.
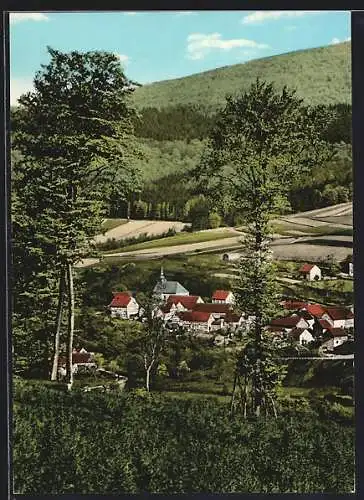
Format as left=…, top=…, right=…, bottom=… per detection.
left=10, top=10, right=351, bottom=105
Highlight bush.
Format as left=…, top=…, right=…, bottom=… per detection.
left=13, top=381, right=355, bottom=494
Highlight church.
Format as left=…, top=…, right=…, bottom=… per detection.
left=153, top=267, right=189, bottom=301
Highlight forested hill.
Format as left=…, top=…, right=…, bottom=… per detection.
left=133, top=42, right=351, bottom=111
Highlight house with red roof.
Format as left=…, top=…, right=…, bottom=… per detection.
left=167, top=295, right=204, bottom=310
left=321, top=307, right=354, bottom=329
left=193, top=303, right=233, bottom=319
left=58, top=348, right=97, bottom=377
left=177, top=311, right=215, bottom=332
left=108, top=291, right=140, bottom=319
left=281, top=300, right=308, bottom=311
left=156, top=295, right=204, bottom=321
left=270, top=315, right=309, bottom=333
left=212, top=290, right=235, bottom=304
left=298, top=263, right=322, bottom=281
left=322, top=328, right=349, bottom=351
left=303, top=303, right=327, bottom=319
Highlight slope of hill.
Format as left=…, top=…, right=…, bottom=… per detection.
left=133, top=42, right=351, bottom=111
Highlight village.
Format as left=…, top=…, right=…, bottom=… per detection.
left=64, top=258, right=354, bottom=376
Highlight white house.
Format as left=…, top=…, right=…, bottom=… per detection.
left=321, top=307, right=354, bottom=329
left=108, top=291, right=140, bottom=319
left=221, top=252, right=242, bottom=262
left=295, top=310, right=315, bottom=329
left=177, top=311, right=215, bottom=332
left=298, top=263, right=322, bottom=281
left=322, top=328, right=349, bottom=350
left=193, top=303, right=233, bottom=319
left=212, top=290, right=235, bottom=304
left=288, top=327, right=315, bottom=346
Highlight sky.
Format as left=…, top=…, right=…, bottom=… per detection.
left=10, top=10, right=351, bottom=105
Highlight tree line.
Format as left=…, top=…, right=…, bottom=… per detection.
left=133, top=102, right=352, bottom=144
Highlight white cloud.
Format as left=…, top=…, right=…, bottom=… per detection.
left=285, top=25, right=297, bottom=31
left=115, top=53, right=130, bottom=65
left=330, top=36, right=351, bottom=45
left=241, top=11, right=322, bottom=25
left=176, top=11, right=197, bottom=16
left=10, top=12, right=49, bottom=24
left=123, top=12, right=138, bottom=16
left=186, top=32, right=269, bottom=60
left=10, top=78, right=34, bottom=106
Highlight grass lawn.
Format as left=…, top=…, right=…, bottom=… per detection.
left=310, top=278, right=353, bottom=291
left=272, top=222, right=353, bottom=237
left=101, top=218, right=128, bottom=232
left=282, top=279, right=353, bottom=305
left=103, top=229, right=240, bottom=253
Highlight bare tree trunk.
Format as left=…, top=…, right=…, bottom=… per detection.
left=65, top=262, right=75, bottom=390
left=244, top=373, right=248, bottom=419
left=51, top=266, right=66, bottom=381
left=230, top=371, right=238, bottom=415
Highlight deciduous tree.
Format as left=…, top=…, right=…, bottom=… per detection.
left=196, top=79, right=333, bottom=416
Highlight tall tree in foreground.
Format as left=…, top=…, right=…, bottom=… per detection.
left=136, top=293, right=170, bottom=392
left=12, top=48, right=141, bottom=387
left=195, top=80, right=333, bottom=416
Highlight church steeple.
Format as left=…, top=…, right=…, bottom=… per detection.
left=160, top=266, right=166, bottom=284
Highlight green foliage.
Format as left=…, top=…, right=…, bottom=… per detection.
left=133, top=42, right=351, bottom=111
left=198, top=79, right=333, bottom=416
left=12, top=48, right=142, bottom=378
left=13, top=383, right=355, bottom=494
left=134, top=104, right=216, bottom=141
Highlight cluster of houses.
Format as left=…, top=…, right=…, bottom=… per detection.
left=107, top=267, right=354, bottom=353
left=267, top=300, right=354, bottom=351
left=108, top=268, right=244, bottom=333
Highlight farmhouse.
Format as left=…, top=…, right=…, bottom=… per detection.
left=322, top=328, right=349, bottom=350
left=321, top=307, right=354, bottom=329
left=177, top=311, right=215, bottom=332
left=212, top=290, right=235, bottom=304
left=298, top=263, right=322, bottom=281
left=153, top=267, right=189, bottom=301
left=167, top=295, right=204, bottom=310
left=157, top=295, right=204, bottom=321
left=193, top=303, right=233, bottom=319
left=109, top=291, right=140, bottom=319
left=270, top=315, right=309, bottom=332
left=58, top=348, right=97, bottom=377
left=303, top=303, right=327, bottom=319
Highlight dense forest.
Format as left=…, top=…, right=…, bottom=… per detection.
left=110, top=102, right=352, bottom=223
left=132, top=42, right=351, bottom=110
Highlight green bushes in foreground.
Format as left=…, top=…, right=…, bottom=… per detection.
left=13, top=382, right=354, bottom=494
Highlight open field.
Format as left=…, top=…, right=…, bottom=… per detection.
left=100, top=218, right=128, bottom=232
left=103, top=227, right=242, bottom=253
left=94, top=219, right=188, bottom=244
